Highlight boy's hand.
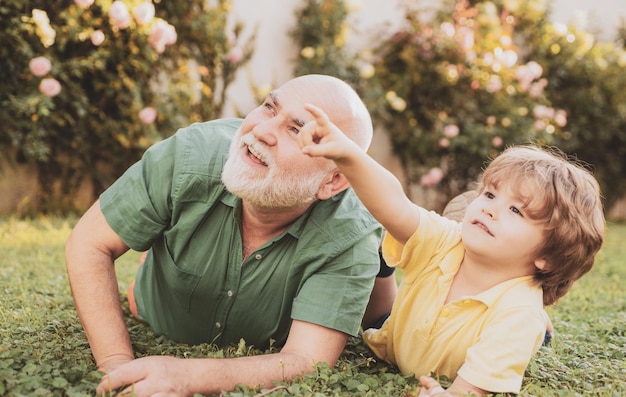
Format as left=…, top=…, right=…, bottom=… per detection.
left=299, top=104, right=359, bottom=161
left=417, top=376, right=452, bottom=397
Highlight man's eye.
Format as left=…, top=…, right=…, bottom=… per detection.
left=263, top=102, right=275, bottom=114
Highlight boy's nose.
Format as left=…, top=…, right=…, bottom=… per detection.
left=482, top=206, right=496, bottom=219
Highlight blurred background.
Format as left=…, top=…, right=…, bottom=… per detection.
left=1, top=0, right=625, bottom=220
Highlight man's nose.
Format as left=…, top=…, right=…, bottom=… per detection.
left=251, top=119, right=278, bottom=146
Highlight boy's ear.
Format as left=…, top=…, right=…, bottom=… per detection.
left=534, top=258, right=547, bottom=271
left=316, top=170, right=350, bottom=200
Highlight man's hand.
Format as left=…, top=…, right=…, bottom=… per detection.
left=96, top=320, right=348, bottom=396
left=97, top=353, right=135, bottom=375
left=97, top=356, right=192, bottom=397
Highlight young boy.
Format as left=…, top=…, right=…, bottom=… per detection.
left=298, top=104, right=605, bottom=396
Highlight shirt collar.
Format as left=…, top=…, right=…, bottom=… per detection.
left=438, top=244, right=539, bottom=307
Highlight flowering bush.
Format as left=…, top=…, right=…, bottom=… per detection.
left=528, top=20, right=626, bottom=210
left=0, top=0, right=252, bottom=212
left=291, top=0, right=361, bottom=84
left=291, top=0, right=626, bottom=211
left=360, top=0, right=574, bottom=203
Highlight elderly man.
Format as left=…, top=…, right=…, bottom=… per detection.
left=65, top=74, right=382, bottom=396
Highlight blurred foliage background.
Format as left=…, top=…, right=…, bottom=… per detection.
left=293, top=0, right=626, bottom=213
left=0, top=0, right=252, bottom=212
left=1, top=0, right=625, bottom=215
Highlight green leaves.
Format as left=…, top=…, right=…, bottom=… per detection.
left=1, top=217, right=626, bottom=395
left=0, top=0, right=252, bottom=214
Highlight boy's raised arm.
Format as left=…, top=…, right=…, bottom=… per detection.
left=300, top=104, right=420, bottom=244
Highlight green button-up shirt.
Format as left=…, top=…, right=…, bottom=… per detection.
left=100, top=119, right=382, bottom=348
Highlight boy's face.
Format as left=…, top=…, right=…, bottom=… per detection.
left=460, top=182, right=547, bottom=275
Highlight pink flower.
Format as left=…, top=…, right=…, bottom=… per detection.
left=533, top=105, right=555, bottom=119
left=443, top=124, right=459, bottom=138
left=29, top=56, right=52, bottom=77
left=534, top=120, right=546, bottom=131
left=39, top=78, right=62, bottom=97
left=420, top=167, right=444, bottom=187
left=133, top=2, right=155, bottom=26
left=554, top=109, right=568, bottom=127
left=439, top=22, right=455, bottom=37
left=486, top=75, right=502, bottom=93
left=109, top=1, right=132, bottom=30
left=91, top=30, right=105, bottom=46
left=148, top=19, right=177, bottom=53
left=74, top=0, right=94, bottom=8
left=501, top=49, right=518, bottom=68
left=139, top=107, right=157, bottom=124
left=491, top=136, right=504, bottom=147
left=226, top=46, right=244, bottom=64
left=438, top=137, right=450, bottom=148
left=526, top=61, right=543, bottom=79
left=515, top=61, right=543, bottom=91
left=529, top=78, right=548, bottom=99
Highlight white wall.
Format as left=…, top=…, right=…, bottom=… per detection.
left=550, top=0, right=626, bottom=41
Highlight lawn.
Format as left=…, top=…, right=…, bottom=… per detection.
left=0, top=216, right=624, bottom=396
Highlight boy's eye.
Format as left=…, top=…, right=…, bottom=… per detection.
left=288, top=126, right=300, bottom=135
left=484, top=191, right=495, bottom=199
left=510, top=206, right=523, bottom=216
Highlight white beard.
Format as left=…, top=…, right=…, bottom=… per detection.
left=221, top=132, right=331, bottom=208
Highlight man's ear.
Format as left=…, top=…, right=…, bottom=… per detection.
left=316, top=170, right=350, bottom=200
left=534, top=258, right=547, bottom=271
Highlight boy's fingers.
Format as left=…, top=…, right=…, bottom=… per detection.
left=298, top=122, right=316, bottom=148
left=304, top=103, right=330, bottom=125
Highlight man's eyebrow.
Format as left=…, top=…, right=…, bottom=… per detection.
left=269, top=91, right=279, bottom=108
left=269, top=91, right=306, bottom=128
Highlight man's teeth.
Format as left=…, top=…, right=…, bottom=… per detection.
left=248, top=147, right=267, bottom=165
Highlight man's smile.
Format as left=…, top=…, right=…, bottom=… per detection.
left=246, top=144, right=268, bottom=166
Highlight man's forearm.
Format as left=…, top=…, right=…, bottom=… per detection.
left=186, top=351, right=321, bottom=394
left=66, top=233, right=134, bottom=370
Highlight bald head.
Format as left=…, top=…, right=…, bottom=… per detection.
left=280, top=75, right=373, bottom=151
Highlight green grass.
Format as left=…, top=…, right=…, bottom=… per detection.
left=0, top=216, right=624, bottom=396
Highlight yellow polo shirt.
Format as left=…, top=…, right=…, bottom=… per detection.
left=363, top=208, right=546, bottom=393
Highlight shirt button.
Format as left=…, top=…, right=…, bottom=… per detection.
left=255, top=254, right=262, bottom=260
left=441, top=308, right=449, bottom=316
left=215, top=322, right=221, bottom=328
left=227, top=290, right=233, bottom=297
